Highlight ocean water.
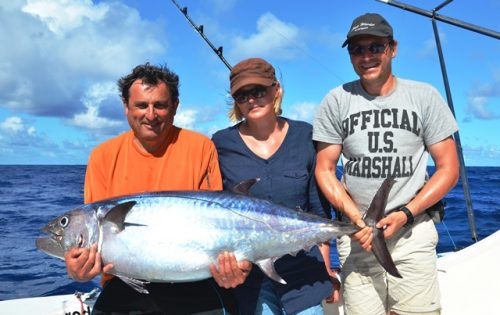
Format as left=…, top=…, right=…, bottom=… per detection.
left=0, top=165, right=499, bottom=301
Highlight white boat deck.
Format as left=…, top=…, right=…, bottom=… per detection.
left=0, top=289, right=97, bottom=315
left=437, top=229, right=500, bottom=315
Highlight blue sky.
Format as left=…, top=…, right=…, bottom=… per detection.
left=0, top=0, right=498, bottom=166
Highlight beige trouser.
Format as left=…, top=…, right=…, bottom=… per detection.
left=337, top=215, right=440, bottom=315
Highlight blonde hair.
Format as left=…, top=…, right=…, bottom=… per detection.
left=228, top=82, right=284, bottom=122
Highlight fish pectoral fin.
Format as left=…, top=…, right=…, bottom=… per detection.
left=255, top=258, right=287, bottom=284
left=116, top=275, right=150, bottom=294
left=103, top=201, right=137, bottom=232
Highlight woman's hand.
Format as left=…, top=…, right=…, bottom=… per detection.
left=210, top=251, right=252, bottom=288
left=325, top=268, right=341, bottom=303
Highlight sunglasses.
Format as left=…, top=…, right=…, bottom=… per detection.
left=348, top=43, right=389, bottom=56
left=233, top=85, right=272, bottom=104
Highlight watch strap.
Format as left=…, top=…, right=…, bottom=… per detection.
left=399, top=206, right=414, bottom=227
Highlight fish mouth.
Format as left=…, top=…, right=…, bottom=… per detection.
left=41, top=226, right=64, bottom=242
left=41, top=227, right=85, bottom=248
left=36, top=224, right=85, bottom=259
left=35, top=236, right=65, bottom=259
left=47, top=230, right=63, bottom=241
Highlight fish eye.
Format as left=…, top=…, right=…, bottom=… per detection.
left=59, top=216, right=69, bottom=227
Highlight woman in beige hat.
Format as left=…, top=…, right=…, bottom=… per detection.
left=212, top=58, right=340, bottom=315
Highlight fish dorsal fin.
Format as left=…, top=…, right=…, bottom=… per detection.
left=364, top=176, right=396, bottom=223
left=231, top=178, right=260, bottom=195
left=103, top=201, right=136, bottom=232
left=255, top=258, right=286, bottom=284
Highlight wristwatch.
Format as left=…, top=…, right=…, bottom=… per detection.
left=398, top=206, right=414, bottom=227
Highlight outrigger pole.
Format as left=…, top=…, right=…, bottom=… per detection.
left=170, top=0, right=233, bottom=71
left=376, top=0, right=499, bottom=40
left=376, top=0, right=500, bottom=242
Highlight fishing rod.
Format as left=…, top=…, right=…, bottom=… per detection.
left=376, top=0, right=489, bottom=242
left=171, top=0, right=343, bottom=83
left=170, top=0, right=232, bottom=70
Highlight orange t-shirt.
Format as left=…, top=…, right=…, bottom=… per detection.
left=83, top=126, right=222, bottom=285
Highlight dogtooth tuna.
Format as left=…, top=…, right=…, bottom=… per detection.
left=36, top=177, right=401, bottom=293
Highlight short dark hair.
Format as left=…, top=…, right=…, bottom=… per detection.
left=118, top=62, right=180, bottom=104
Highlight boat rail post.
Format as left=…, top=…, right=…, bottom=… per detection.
left=430, top=10, right=478, bottom=242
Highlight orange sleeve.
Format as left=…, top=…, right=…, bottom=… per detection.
left=84, top=150, right=103, bottom=204
left=200, top=139, right=223, bottom=191
left=84, top=141, right=114, bottom=204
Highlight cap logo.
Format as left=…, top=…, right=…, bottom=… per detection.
left=352, top=22, right=375, bottom=33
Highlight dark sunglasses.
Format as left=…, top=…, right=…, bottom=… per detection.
left=348, top=43, right=389, bottom=56
left=233, top=85, right=272, bottom=104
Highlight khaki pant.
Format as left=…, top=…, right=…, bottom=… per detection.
left=337, top=215, right=440, bottom=315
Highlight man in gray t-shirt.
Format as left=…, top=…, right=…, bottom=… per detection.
left=313, top=13, right=459, bottom=315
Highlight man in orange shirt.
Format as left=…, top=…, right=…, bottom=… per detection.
left=64, top=63, right=249, bottom=314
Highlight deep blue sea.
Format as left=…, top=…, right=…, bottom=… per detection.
left=0, top=165, right=499, bottom=301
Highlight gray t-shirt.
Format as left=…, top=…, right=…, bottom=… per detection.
left=313, top=77, right=458, bottom=214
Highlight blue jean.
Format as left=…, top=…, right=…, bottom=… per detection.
left=255, top=278, right=323, bottom=315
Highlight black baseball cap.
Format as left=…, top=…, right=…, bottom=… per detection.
left=342, top=13, right=393, bottom=47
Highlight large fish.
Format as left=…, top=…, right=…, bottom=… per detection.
left=36, top=177, right=401, bottom=293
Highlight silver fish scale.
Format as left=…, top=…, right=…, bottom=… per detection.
left=98, top=192, right=340, bottom=282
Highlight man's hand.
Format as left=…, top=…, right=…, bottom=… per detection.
left=376, top=211, right=407, bottom=239
left=352, top=219, right=373, bottom=251
left=210, top=251, right=252, bottom=289
left=64, top=244, right=113, bottom=282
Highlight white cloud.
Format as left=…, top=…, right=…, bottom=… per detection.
left=0, top=116, right=39, bottom=138
left=207, top=0, right=237, bottom=14
left=175, top=109, right=198, bottom=130
left=467, top=95, right=492, bottom=119
left=0, top=116, right=27, bottom=134
left=0, top=0, right=166, bottom=119
left=83, top=81, right=117, bottom=105
left=0, top=116, right=50, bottom=149
left=463, top=144, right=500, bottom=166
left=27, top=126, right=36, bottom=136
left=229, top=13, right=303, bottom=60
left=466, top=78, right=500, bottom=120
left=0, top=115, right=92, bottom=164
left=416, top=32, right=446, bottom=59
left=72, top=82, right=125, bottom=134
left=0, top=63, right=34, bottom=110
left=286, top=101, right=319, bottom=123
left=72, top=106, right=121, bottom=130
left=22, top=0, right=108, bottom=36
